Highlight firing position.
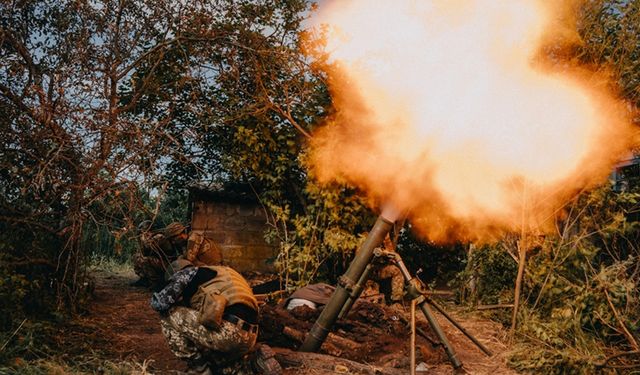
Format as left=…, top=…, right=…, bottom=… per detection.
left=151, top=259, right=281, bottom=375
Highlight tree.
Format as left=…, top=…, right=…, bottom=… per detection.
left=0, top=0, right=330, bottom=323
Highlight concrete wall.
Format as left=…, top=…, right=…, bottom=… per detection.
left=190, top=200, right=276, bottom=273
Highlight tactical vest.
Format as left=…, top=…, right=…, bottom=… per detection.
left=191, top=266, right=258, bottom=312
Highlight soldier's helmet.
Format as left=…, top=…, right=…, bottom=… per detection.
left=137, top=220, right=153, bottom=233
left=165, top=258, right=194, bottom=280
left=162, top=222, right=187, bottom=238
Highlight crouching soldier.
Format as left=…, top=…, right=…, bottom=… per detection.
left=151, top=259, right=282, bottom=375
left=358, top=234, right=404, bottom=304
left=376, top=235, right=405, bottom=303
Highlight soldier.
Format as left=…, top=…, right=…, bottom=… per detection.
left=376, top=235, right=405, bottom=303
left=132, top=222, right=188, bottom=288
left=358, top=234, right=404, bottom=304
left=151, top=259, right=281, bottom=375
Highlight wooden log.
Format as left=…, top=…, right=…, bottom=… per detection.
left=274, top=347, right=407, bottom=375
left=282, top=326, right=361, bottom=354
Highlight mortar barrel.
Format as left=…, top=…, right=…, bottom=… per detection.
left=299, top=214, right=394, bottom=352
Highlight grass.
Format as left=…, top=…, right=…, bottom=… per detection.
left=89, top=254, right=133, bottom=274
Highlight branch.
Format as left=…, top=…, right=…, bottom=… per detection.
left=271, top=103, right=312, bottom=139
left=116, top=34, right=223, bottom=81
left=604, top=289, right=639, bottom=351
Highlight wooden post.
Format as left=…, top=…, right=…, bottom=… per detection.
left=511, top=238, right=527, bottom=334
left=411, top=299, right=416, bottom=375
left=512, top=182, right=529, bottom=336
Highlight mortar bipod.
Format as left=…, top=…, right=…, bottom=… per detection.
left=300, top=215, right=490, bottom=370
left=376, top=249, right=493, bottom=361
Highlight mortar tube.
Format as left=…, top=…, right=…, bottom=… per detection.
left=299, top=214, right=394, bottom=352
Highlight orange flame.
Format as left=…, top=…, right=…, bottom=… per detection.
left=308, top=0, right=635, bottom=242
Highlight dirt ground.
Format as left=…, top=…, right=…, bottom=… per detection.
left=85, top=269, right=187, bottom=373
left=85, top=269, right=517, bottom=375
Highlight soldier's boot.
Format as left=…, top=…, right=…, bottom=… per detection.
left=186, top=355, right=213, bottom=375
left=250, top=344, right=282, bottom=375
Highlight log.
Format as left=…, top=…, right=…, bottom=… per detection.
left=274, top=348, right=407, bottom=375
left=282, top=326, right=362, bottom=354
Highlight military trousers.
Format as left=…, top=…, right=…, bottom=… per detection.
left=160, top=306, right=257, bottom=373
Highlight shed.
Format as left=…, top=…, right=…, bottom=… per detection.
left=187, top=184, right=277, bottom=273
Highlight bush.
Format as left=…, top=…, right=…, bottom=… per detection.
left=453, top=242, right=518, bottom=307
left=396, top=225, right=467, bottom=287
left=455, top=185, right=640, bottom=373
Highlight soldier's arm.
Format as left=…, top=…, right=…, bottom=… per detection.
left=150, top=267, right=198, bottom=313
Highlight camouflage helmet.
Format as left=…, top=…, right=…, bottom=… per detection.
left=137, top=220, right=153, bottom=233
left=165, top=258, right=194, bottom=280
left=162, top=222, right=187, bottom=238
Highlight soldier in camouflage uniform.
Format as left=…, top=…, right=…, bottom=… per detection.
left=376, top=235, right=405, bottom=303
left=151, top=259, right=281, bottom=375
left=133, top=222, right=188, bottom=288
left=358, top=234, right=404, bottom=303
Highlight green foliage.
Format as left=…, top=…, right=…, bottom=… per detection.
left=454, top=243, right=518, bottom=306
left=0, top=253, right=57, bottom=333
left=576, top=0, right=640, bottom=107
left=454, top=185, right=640, bottom=373
left=507, top=186, right=640, bottom=373
left=267, top=177, right=373, bottom=287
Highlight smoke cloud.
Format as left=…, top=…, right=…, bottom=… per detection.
left=308, top=0, right=635, bottom=242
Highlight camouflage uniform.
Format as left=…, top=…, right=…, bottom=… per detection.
left=133, top=222, right=187, bottom=286
left=375, top=264, right=404, bottom=302
left=160, top=307, right=257, bottom=373
left=375, top=236, right=404, bottom=303
left=358, top=235, right=404, bottom=303
left=152, top=265, right=279, bottom=375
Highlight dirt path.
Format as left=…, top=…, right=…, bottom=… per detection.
left=86, top=269, right=186, bottom=373
left=84, top=269, right=517, bottom=375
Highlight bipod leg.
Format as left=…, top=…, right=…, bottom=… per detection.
left=414, top=296, right=463, bottom=368
left=424, top=296, right=493, bottom=357
left=385, top=250, right=463, bottom=369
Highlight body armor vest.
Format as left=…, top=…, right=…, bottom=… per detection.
left=191, top=266, right=258, bottom=312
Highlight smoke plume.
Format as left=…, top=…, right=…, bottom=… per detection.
left=308, top=0, right=635, bottom=242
